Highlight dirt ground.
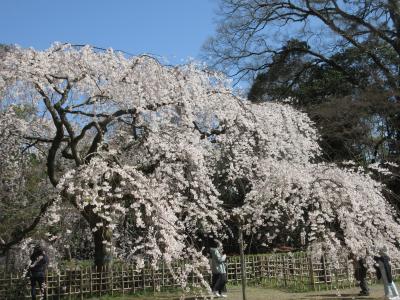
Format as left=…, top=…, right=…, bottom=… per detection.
left=218, top=285, right=385, bottom=300
left=89, top=284, right=388, bottom=300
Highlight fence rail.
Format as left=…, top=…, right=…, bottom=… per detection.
left=1, top=252, right=400, bottom=299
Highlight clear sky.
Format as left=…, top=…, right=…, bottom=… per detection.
left=0, top=0, right=217, bottom=64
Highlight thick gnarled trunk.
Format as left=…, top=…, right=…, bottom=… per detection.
left=92, top=226, right=113, bottom=271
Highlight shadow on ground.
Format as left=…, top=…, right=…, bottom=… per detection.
left=296, top=293, right=381, bottom=300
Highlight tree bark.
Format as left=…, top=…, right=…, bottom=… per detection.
left=92, top=226, right=113, bottom=271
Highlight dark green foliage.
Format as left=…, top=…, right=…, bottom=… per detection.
left=248, top=41, right=400, bottom=164
left=206, top=0, right=400, bottom=168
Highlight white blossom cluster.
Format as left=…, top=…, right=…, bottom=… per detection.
left=241, top=160, right=400, bottom=259
left=0, top=107, right=28, bottom=193
left=1, top=44, right=400, bottom=286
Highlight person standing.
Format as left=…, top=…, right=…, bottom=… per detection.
left=354, top=258, right=370, bottom=296
left=29, top=244, right=49, bottom=300
left=210, top=239, right=227, bottom=298
left=375, top=246, right=399, bottom=300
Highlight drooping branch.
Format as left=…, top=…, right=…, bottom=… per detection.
left=0, top=198, right=56, bottom=255
left=23, top=135, right=69, bottom=143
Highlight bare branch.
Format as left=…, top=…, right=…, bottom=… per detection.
left=0, top=198, right=56, bottom=255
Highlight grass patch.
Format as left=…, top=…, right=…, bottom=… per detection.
left=86, top=286, right=209, bottom=300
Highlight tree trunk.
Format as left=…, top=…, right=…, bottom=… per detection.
left=5, top=250, right=10, bottom=273
left=92, top=226, right=113, bottom=271
left=238, top=225, right=247, bottom=300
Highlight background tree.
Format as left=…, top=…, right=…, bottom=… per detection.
left=248, top=41, right=400, bottom=162
left=204, top=0, right=400, bottom=208
left=0, top=105, right=55, bottom=269
left=204, top=0, right=400, bottom=92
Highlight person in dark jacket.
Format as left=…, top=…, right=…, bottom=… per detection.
left=375, top=246, right=399, bottom=300
left=29, top=245, right=49, bottom=300
left=354, top=258, right=369, bottom=296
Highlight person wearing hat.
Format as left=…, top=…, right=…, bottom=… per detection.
left=375, top=246, right=399, bottom=300
left=29, top=244, right=49, bottom=300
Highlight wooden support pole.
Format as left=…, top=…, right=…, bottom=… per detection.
left=162, top=262, right=165, bottom=290
left=45, top=271, right=49, bottom=300
left=309, top=255, right=315, bottom=291
left=121, top=265, right=125, bottom=295
left=68, top=270, right=72, bottom=300
left=132, top=266, right=136, bottom=293
left=111, top=266, right=114, bottom=296
left=142, top=268, right=146, bottom=291
left=238, top=225, right=247, bottom=300
left=89, top=267, right=93, bottom=297
left=80, top=268, right=83, bottom=300
left=99, top=267, right=103, bottom=296
left=57, top=271, right=61, bottom=300
left=152, top=268, right=156, bottom=293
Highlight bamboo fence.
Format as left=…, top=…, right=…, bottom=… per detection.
left=1, top=252, right=400, bottom=299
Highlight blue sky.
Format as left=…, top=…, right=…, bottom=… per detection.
left=0, top=0, right=217, bottom=64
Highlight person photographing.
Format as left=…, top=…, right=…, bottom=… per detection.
left=29, top=245, right=49, bottom=300
left=210, top=239, right=227, bottom=298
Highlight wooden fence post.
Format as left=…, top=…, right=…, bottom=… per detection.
left=80, top=268, right=83, bottom=300
left=8, top=273, right=12, bottom=300
left=345, top=256, right=351, bottom=288
left=309, top=255, right=315, bottom=291
left=234, top=258, right=238, bottom=285
left=111, top=266, right=114, bottom=296
left=131, top=266, right=135, bottom=293
left=161, top=262, right=165, bottom=289
left=45, top=271, right=49, bottom=300
left=334, top=266, right=339, bottom=290
left=142, top=268, right=146, bottom=291
left=99, top=268, right=103, bottom=297
left=89, top=267, right=93, bottom=297
left=299, top=255, right=304, bottom=291
left=260, top=256, right=265, bottom=284
left=68, top=269, right=72, bottom=300
left=57, top=271, right=61, bottom=300
left=151, top=268, right=156, bottom=293
left=121, top=265, right=125, bottom=295
left=238, top=225, right=247, bottom=300
left=283, top=255, right=287, bottom=288
left=252, top=256, right=256, bottom=280
left=322, top=255, right=328, bottom=290
left=267, top=255, right=270, bottom=283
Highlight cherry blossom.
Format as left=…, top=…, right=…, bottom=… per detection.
left=1, top=43, right=400, bottom=287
